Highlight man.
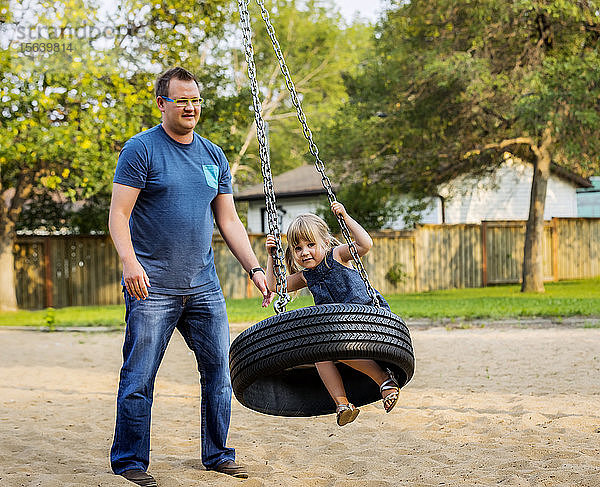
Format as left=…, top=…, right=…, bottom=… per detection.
left=108, top=67, right=272, bottom=487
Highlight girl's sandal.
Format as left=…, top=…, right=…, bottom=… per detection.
left=380, top=369, right=400, bottom=413
left=336, top=403, right=360, bottom=426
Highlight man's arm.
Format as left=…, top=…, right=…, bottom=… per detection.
left=108, top=182, right=150, bottom=300
left=212, top=193, right=273, bottom=307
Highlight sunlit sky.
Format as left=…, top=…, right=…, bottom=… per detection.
left=92, top=0, right=385, bottom=25
left=0, top=0, right=386, bottom=48
left=333, top=0, right=384, bottom=22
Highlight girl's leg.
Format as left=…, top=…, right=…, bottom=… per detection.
left=315, top=361, right=349, bottom=406
left=339, top=359, right=389, bottom=386
left=339, top=359, right=400, bottom=413
left=316, top=361, right=360, bottom=426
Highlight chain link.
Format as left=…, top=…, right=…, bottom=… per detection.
left=238, top=0, right=291, bottom=313
left=254, top=0, right=380, bottom=307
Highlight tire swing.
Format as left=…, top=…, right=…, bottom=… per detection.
left=229, top=0, right=415, bottom=417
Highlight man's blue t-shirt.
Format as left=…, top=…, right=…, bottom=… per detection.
left=113, top=124, right=233, bottom=294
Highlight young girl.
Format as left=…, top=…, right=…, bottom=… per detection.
left=265, top=202, right=400, bottom=426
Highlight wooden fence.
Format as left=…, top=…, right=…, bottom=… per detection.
left=14, top=235, right=123, bottom=309
left=13, top=218, right=600, bottom=309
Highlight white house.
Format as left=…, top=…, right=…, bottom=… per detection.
left=235, top=158, right=592, bottom=233
left=427, top=156, right=590, bottom=224
left=235, top=165, right=330, bottom=233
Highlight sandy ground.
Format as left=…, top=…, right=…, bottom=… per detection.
left=1, top=324, right=599, bottom=487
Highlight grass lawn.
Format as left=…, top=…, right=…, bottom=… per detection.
left=229, top=277, right=600, bottom=322
left=388, top=278, right=599, bottom=319
left=0, top=305, right=126, bottom=328
left=0, top=278, right=598, bottom=328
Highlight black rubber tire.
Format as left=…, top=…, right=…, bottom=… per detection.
left=229, top=303, right=415, bottom=417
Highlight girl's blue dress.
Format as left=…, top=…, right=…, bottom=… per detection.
left=303, top=248, right=390, bottom=310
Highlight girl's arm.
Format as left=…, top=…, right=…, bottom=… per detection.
left=265, top=235, right=307, bottom=293
left=265, top=234, right=278, bottom=292
left=286, top=271, right=308, bottom=292
left=330, top=202, right=373, bottom=264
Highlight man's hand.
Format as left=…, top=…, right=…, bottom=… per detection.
left=252, top=272, right=274, bottom=307
left=123, top=259, right=151, bottom=300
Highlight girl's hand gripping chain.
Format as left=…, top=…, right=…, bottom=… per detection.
left=265, top=234, right=277, bottom=251
left=331, top=201, right=348, bottom=219
left=264, top=234, right=279, bottom=294
left=329, top=202, right=373, bottom=260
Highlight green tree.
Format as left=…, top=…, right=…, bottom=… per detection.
left=229, top=0, right=371, bottom=186
left=0, top=0, right=366, bottom=309
left=1, top=2, right=119, bottom=309
left=0, top=0, right=232, bottom=310
left=324, top=0, right=600, bottom=292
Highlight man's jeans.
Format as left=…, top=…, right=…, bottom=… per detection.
left=110, top=289, right=235, bottom=474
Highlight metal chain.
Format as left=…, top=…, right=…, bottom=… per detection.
left=237, top=0, right=291, bottom=313
left=254, top=0, right=380, bottom=307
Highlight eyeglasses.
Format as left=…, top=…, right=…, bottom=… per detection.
left=160, top=96, right=204, bottom=107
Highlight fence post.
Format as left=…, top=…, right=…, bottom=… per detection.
left=412, top=234, right=418, bottom=292
left=44, top=238, right=53, bottom=308
left=552, top=218, right=559, bottom=281
left=481, top=221, right=488, bottom=286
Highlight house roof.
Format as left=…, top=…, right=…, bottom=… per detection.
left=234, top=161, right=592, bottom=201
left=235, top=165, right=331, bottom=201
left=577, top=176, right=600, bottom=193
left=550, top=163, right=593, bottom=188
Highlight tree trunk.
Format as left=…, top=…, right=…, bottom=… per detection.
left=1, top=170, right=34, bottom=311
left=521, top=147, right=551, bottom=293
left=0, top=224, right=18, bottom=311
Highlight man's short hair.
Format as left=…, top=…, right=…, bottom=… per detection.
left=155, top=67, right=200, bottom=98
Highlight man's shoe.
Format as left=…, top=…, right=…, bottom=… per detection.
left=120, top=469, right=158, bottom=487
left=210, top=460, right=249, bottom=478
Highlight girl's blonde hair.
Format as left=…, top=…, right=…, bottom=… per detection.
left=284, top=213, right=341, bottom=274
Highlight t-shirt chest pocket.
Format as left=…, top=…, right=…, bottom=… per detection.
left=202, top=165, right=219, bottom=190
